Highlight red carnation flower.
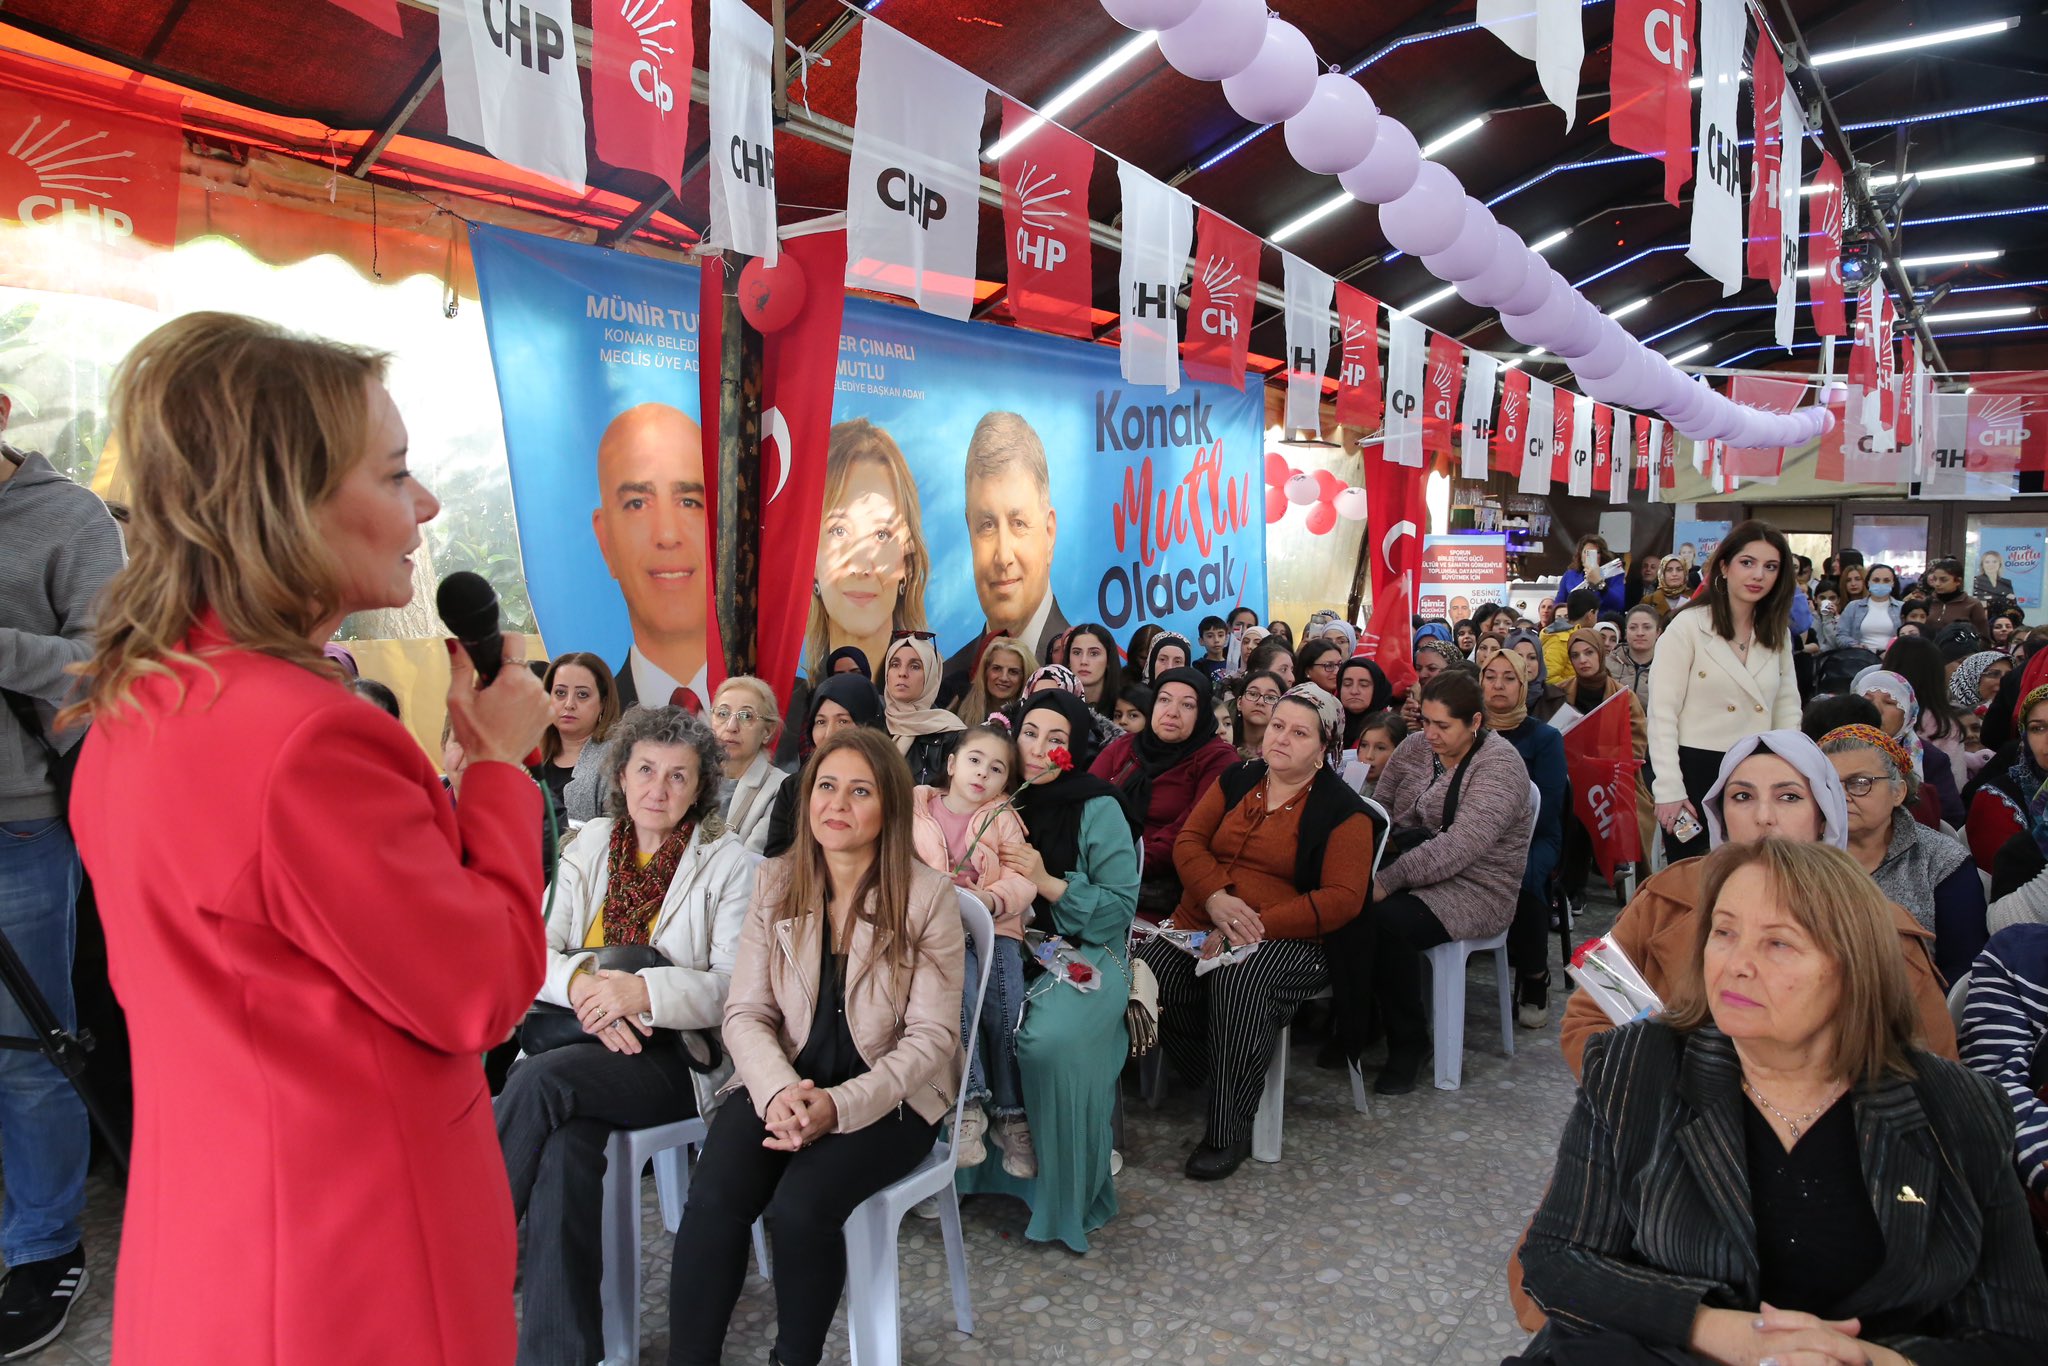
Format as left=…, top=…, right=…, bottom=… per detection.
left=1048, top=746, right=1074, bottom=773
left=1570, top=936, right=1605, bottom=970
left=1066, top=960, right=1094, bottom=985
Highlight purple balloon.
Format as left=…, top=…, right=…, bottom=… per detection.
left=1521, top=269, right=1578, bottom=345
left=1579, top=357, right=1633, bottom=407
left=1497, top=251, right=1554, bottom=316
left=1283, top=73, right=1379, bottom=175
left=1654, top=365, right=1697, bottom=414
left=1221, top=18, right=1319, bottom=124
left=1572, top=322, right=1631, bottom=383
left=1337, top=119, right=1421, bottom=204
left=1499, top=307, right=1549, bottom=348
left=1380, top=162, right=1466, bottom=257
left=1551, top=296, right=1606, bottom=359
left=1600, top=348, right=1653, bottom=409
left=1422, top=198, right=1498, bottom=281
left=1157, top=0, right=1267, bottom=81
left=1665, top=379, right=1708, bottom=426
left=1104, top=0, right=1201, bottom=28
left=1455, top=226, right=1531, bottom=307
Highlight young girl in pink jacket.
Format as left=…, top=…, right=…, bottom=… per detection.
left=911, top=724, right=1040, bottom=1175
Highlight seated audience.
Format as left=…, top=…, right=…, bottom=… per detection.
left=957, top=690, right=1139, bottom=1252
left=1505, top=628, right=1561, bottom=725
left=1140, top=686, right=1378, bottom=1179
left=1294, top=637, right=1343, bottom=698
left=1820, top=724, right=1986, bottom=982
left=1194, top=614, right=1230, bottom=679
left=1347, top=710, right=1407, bottom=799
left=1338, top=658, right=1394, bottom=750
left=1556, top=627, right=1655, bottom=901
left=1479, top=649, right=1566, bottom=1027
left=1113, top=682, right=1153, bottom=737
left=1140, top=630, right=1192, bottom=684
left=949, top=635, right=1032, bottom=725
left=1320, top=619, right=1359, bottom=658
left=1093, top=668, right=1239, bottom=920
left=1878, top=637, right=1970, bottom=800
left=1233, top=670, right=1286, bottom=760
left=1064, top=623, right=1128, bottom=733
left=1265, top=619, right=1294, bottom=650
left=711, top=675, right=785, bottom=854
left=668, top=728, right=962, bottom=1366
left=497, top=706, right=756, bottom=1365
left=762, top=672, right=886, bottom=858
left=1454, top=618, right=1478, bottom=658
left=533, top=651, right=621, bottom=822
left=1949, top=649, right=2012, bottom=716
left=1541, top=587, right=1601, bottom=686
left=1519, top=840, right=2048, bottom=1365
left=1856, top=664, right=1966, bottom=829
left=773, top=645, right=872, bottom=767
left=1247, top=638, right=1297, bottom=687
left=1967, top=682, right=2048, bottom=878
left=880, top=633, right=966, bottom=787
left=1369, top=671, right=1537, bottom=1094
left=1959, top=924, right=2048, bottom=1219
left=1401, top=636, right=1462, bottom=726
left=1020, top=661, right=1124, bottom=751
left=1125, top=624, right=1164, bottom=681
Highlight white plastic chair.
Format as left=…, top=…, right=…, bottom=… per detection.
left=597, top=1118, right=706, bottom=1365
left=1249, top=796, right=1390, bottom=1162
left=1419, top=781, right=1535, bottom=1091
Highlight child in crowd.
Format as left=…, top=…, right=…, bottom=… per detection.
left=909, top=724, right=1038, bottom=1174
left=1195, top=614, right=1230, bottom=679
left=1345, top=710, right=1407, bottom=800
left=1114, top=683, right=1153, bottom=736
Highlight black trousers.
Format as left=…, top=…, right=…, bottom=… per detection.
left=667, top=1094, right=937, bottom=1366
left=1139, top=936, right=1330, bottom=1146
left=495, top=1042, right=700, bottom=1366
left=1660, top=744, right=1724, bottom=862
left=1370, top=893, right=1454, bottom=1062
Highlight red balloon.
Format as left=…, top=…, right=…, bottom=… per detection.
left=738, top=253, right=807, bottom=333
left=1305, top=502, right=1338, bottom=535
left=1264, top=451, right=1294, bottom=487
left=1265, top=486, right=1290, bottom=523
left=1313, top=468, right=1346, bottom=500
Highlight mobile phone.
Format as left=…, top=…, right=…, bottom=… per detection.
left=1672, top=809, right=1702, bottom=843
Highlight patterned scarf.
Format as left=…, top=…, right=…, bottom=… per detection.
left=601, top=817, right=693, bottom=945
left=1821, top=723, right=1916, bottom=787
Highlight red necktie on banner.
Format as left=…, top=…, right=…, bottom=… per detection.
left=999, top=99, right=1096, bottom=342
left=1182, top=208, right=1260, bottom=387
left=1810, top=153, right=1847, bottom=337
left=1592, top=404, right=1615, bottom=492
left=591, top=0, right=695, bottom=197
left=1552, top=390, right=1575, bottom=484
left=1746, top=38, right=1786, bottom=286
left=1563, top=691, right=1644, bottom=882
left=1423, top=333, right=1464, bottom=458
left=1494, top=366, right=1531, bottom=475
left=1334, top=283, right=1385, bottom=432
left=326, top=0, right=403, bottom=33
left=1609, top=0, right=1696, bottom=207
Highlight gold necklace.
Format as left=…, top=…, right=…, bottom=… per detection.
left=1742, top=1076, right=1843, bottom=1140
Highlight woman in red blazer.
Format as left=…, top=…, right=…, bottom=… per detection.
left=65, top=313, right=554, bottom=1364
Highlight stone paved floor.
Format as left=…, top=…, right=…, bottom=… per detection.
left=28, top=897, right=1617, bottom=1365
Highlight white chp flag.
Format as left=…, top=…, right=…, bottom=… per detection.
left=439, top=0, right=587, bottom=187
left=1519, top=379, right=1555, bottom=494
left=846, top=22, right=987, bottom=320
left=1283, top=253, right=1335, bottom=434
left=1476, top=0, right=1584, bottom=129
left=1384, top=310, right=1426, bottom=467
left=1774, top=96, right=1804, bottom=348
left=1116, top=161, right=1194, bottom=392
left=1687, top=0, right=1746, bottom=295
left=1646, top=418, right=1666, bottom=503
left=708, top=0, right=780, bottom=263
left=1568, top=391, right=1595, bottom=496
left=1460, top=350, right=1500, bottom=481
left=1611, top=413, right=1634, bottom=505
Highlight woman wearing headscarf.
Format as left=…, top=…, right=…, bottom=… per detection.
left=956, top=690, right=1138, bottom=1252
left=1853, top=665, right=1965, bottom=829
left=1949, top=649, right=2012, bottom=716
left=1556, top=628, right=1655, bottom=900
left=1092, top=668, right=1241, bottom=921
left=1337, top=658, right=1393, bottom=752
left=1320, top=619, right=1359, bottom=659
left=1141, top=630, right=1193, bottom=684
left=1400, top=635, right=1465, bottom=727
left=1018, top=663, right=1123, bottom=751
left=772, top=646, right=874, bottom=767
left=761, top=673, right=886, bottom=858
left=1967, top=681, right=2048, bottom=878
left=879, top=633, right=966, bottom=787
left=1479, top=648, right=1568, bottom=1026
left=1504, top=628, right=1560, bottom=724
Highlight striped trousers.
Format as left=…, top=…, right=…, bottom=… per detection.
left=1138, top=936, right=1331, bottom=1147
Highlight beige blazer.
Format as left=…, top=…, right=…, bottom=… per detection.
left=1643, top=605, right=1800, bottom=804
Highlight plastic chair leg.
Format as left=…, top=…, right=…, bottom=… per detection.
left=936, top=1185, right=974, bottom=1335
left=750, top=1218, right=773, bottom=1280
left=598, top=1132, right=644, bottom=1366
left=652, top=1143, right=689, bottom=1233
left=842, top=1198, right=903, bottom=1366
left=1493, top=945, right=1516, bottom=1058
left=1431, top=946, right=1469, bottom=1091
left=1251, top=1024, right=1289, bottom=1163
left=1347, top=1060, right=1371, bottom=1115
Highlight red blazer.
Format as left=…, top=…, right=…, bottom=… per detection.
left=1090, top=732, right=1239, bottom=873
left=70, top=620, right=545, bottom=1365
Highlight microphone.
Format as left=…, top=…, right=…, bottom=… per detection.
left=436, top=571, right=506, bottom=685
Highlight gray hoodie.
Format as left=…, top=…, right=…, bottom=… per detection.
left=0, top=449, right=125, bottom=820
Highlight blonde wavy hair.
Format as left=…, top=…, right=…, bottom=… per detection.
left=64, top=312, right=389, bottom=725
left=951, top=635, right=1034, bottom=724
left=802, top=419, right=929, bottom=681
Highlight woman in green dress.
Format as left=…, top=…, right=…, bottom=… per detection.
left=957, top=689, right=1139, bottom=1252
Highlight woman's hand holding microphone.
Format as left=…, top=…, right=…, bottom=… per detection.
left=444, top=633, right=554, bottom=769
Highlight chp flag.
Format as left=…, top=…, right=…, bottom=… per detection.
left=708, top=0, right=779, bottom=261
left=1334, top=284, right=1385, bottom=431
left=592, top=0, right=693, bottom=196
left=1383, top=309, right=1426, bottom=467
left=1283, top=252, right=1336, bottom=434
left=1609, top=0, right=1696, bottom=206
left=998, top=100, right=1095, bottom=340
left=1461, top=349, right=1500, bottom=481
left=1184, top=209, right=1260, bottom=386
left=1809, top=152, right=1847, bottom=338
left=439, top=0, right=586, bottom=187
left=1561, top=690, right=1644, bottom=883
left=1424, top=333, right=1466, bottom=462
left=1773, top=93, right=1804, bottom=349
left=1519, top=378, right=1556, bottom=494
left=1476, top=0, right=1585, bottom=128
left=1494, top=364, right=1532, bottom=477
left=1685, top=0, right=1745, bottom=295
left=1116, top=160, right=1195, bottom=393
left=845, top=21, right=987, bottom=320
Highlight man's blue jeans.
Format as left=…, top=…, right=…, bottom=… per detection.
left=0, top=818, right=88, bottom=1264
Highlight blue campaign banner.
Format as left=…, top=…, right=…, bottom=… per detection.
left=1976, top=527, right=2046, bottom=614
left=470, top=222, right=1266, bottom=698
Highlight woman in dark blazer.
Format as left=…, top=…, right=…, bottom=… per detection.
left=1520, top=839, right=2048, bottom=1365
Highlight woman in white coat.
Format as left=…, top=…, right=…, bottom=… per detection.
left=712, top=675, right=788, bottom=854
left=1646, top=521, right=1802, bottom=862
left=495, top=705, right=757, bottom=1365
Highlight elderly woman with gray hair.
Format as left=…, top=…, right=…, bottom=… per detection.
left=1820, top=723, right=1987, bottom=983
left=495, top=705, right=758, bottom=1365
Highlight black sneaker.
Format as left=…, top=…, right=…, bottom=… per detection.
left=0, top=1245, right=87, bottom=1360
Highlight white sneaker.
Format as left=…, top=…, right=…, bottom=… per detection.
left=1517, top=1000, right=1549, bottom=1030
left=954, top=1103, right=989, bottom=1168
left=998, top=1116, right=1038, bottom=1179
left=1109, top=1149, right=1124, bottom=1176
left=912, top=1195, right=942, bottom=1220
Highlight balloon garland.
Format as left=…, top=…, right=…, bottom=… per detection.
left=1266, top=450, right=1368, bottom=537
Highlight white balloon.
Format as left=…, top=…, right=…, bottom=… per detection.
left=1103, top=0, right=1201, bottom=30
left=1220, top=18, right=1319, bottom=124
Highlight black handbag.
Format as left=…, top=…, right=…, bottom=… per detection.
left=3, top=689, right=81, bottom=824
left=1387, top=742, right=1474, bottom=856
left=518, top=943, right=722, bottom=1072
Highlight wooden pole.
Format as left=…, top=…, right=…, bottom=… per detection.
left=716, top=254, right=763, bottom=679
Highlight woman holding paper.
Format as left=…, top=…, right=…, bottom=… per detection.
left=1518, top=840, right=2048, bottom=1366
left=1551, top=534, right=1626, bottom=617
left=1140, top=686, right=1378, bottom=1179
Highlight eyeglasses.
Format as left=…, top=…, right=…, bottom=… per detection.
left=1309, top=659, right=1339, bottom=674
left=890, top=629, right=938, bottom=643
left=1244, top=688, right=1282, bottom=704
left=711, top=706, right=760, bottom=726
left=1840, top=775, right=1896, bottom=798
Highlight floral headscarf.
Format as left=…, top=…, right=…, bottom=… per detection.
left=1819, top=723, right=1918, bottom=790
left=1948, top=651, right=2006, bottom=714
left=1851, top=666, right=1925, bottom=778
left=1026, top=663, right=1083, bottom=696
left=1278, top=682, right=1345, bottom=767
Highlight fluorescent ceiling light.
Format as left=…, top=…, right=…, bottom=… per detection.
left=1420, top=115, right=1488, bottom=158
left=1528, top=229, right=1571, bottom=253
left=1610, top=298, right=1649, bottom=320
left=983, top=32, right=1155, bottom=161
left=1271, top=194, right=1353, bottom=244
left=1900, top=248, right=2005, bottom=268
left=1528, top=347, right=1549, bottom=358
left=1926, top=305, right=2033, bottom=324
left=1503, top=356, right=1527, bottom=370
left=1406, top=283, right=1461, bottom=314
left=1802, top=155, right=2041, bottom=193
left=1669, top=343, right=1711, bottom=364
left=1809, top=17, right=2019, bottom=67
left=1689, top=71, right=1751, bottom=91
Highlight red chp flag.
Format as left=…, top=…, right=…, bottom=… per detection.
left=1334, top=283, right=1385, bottom=431
left=1746, top=36, right=1786, bottom=286
left=1660, top=423, right=1679, bottom=489
left=1896, top=335, right=1918, bottom=451
left=1810, top=153, right=1847, bottom=337
left=1362, top=447, right=1425, bottom=692
left=325, top=0, right=402, bottom=33
left=1722, top=373, right=1807, bottom=480
left=1964, top=372, right=2048, bottom=475
left=1563, top=690, right=1644, bottom=882
left=1494, top=365, right=1532, bottom=475
left=1610, top=0, right=1696, bottom=207
left=1635, top=418, right=1653, bottom=489
left=592, top=0, right=695, bottom=196
left=1592, top=404, right=1615, bottom=491
left=1552, top=389, right=1575, bottom=484
left=1423, top=333, right=1465, bottom=458
left=999, top=100, right=1096, bottom=342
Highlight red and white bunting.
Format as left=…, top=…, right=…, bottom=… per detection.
left=1592, top=404, right=1615, bottom=495
left=998, top=100, right=1095, bottom=341
left=1566, top=391, right=1594, bottom=496
left=1115, top=160, right=1194, bottom=392
left=1495, top=366, right=1532, bottom=478
left=1184, top=209, right=1260, bottom=387
left=1520, top=380, right=1555, bottom=494
left=592, top=0, right=693, bottom=196
left=1722, top=374, right=1807, bottom=482
left=1476, top=0, right=1585, bottom=128
left=1773, top=94, right=1804, bottom=348
left=1334, top=285, right=1385, bottom=432
left=1685, top=0, right=1745, bottom=295
left=1283, top=252, right=1336, bottom=434
left=1610, top=412, right=1633, bottom=505
left=1461, top=350, right=1500, bottom=481
left=1424, top=333, right=1465, bottom=461
left=708, top=0, right=779, bottom=262
left=1746, top=36, right=1785, bottom=287
left=1610, top=0, right=1696, bottom=206
left=1809, top=153, right=1847, bottom=338
left=1384, top=311, right=1427, bottom=467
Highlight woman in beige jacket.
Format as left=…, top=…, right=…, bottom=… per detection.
left=667, top=726, right=962, bottom=1366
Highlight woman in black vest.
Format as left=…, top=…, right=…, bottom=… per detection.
left=1135, top=685, right=1380, bottom=1181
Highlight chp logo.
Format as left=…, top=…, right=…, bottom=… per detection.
left=617, top=0, right=681, bottom=114
left=5, top=108, right=145, bottom=243
left=1195, top=252, right=1244, bottom=339
left=1971, top=394, right=2037, bottom=449
left=1011, top=157, right=1072, bottom=275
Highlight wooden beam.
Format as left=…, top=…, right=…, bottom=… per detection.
left=349, top=55, right=442, bottom=178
